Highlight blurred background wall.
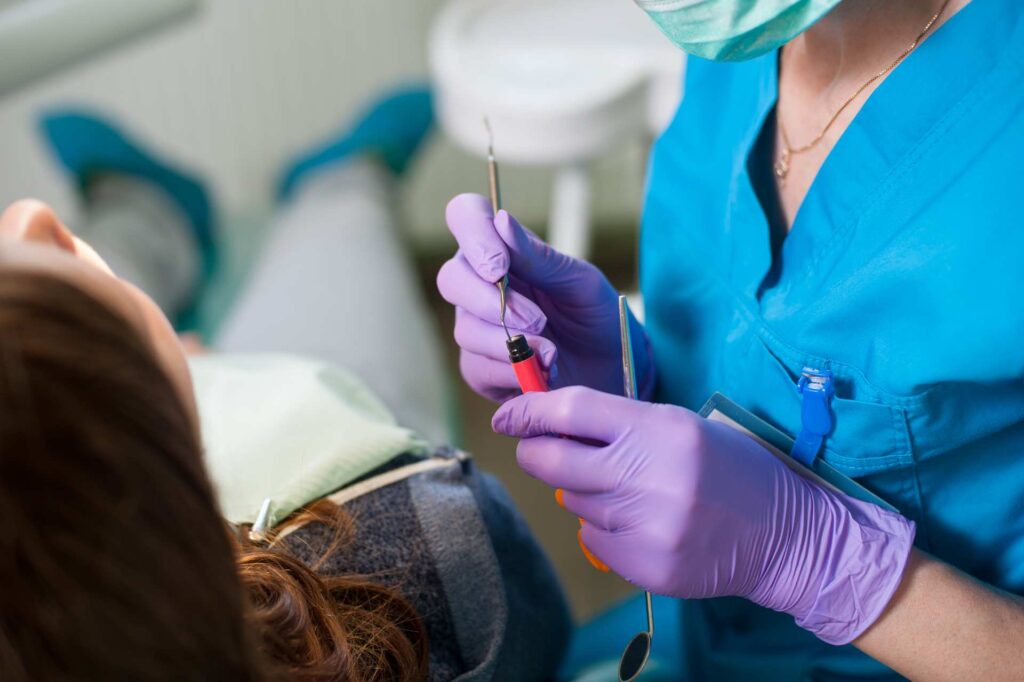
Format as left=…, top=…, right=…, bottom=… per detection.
left=0, top=0, right=648, bottom=252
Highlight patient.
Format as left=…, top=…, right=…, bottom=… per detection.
left=0, top=90, right=570, bottom=680
left=0, top=260, right=427, bottom=680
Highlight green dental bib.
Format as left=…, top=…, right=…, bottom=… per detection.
left=189, top=353, right=426, bottom=527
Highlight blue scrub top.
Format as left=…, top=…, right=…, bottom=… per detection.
left=640, top=0, right=1024, bottom=678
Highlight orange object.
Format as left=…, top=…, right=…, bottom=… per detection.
left=577, top=526, right=609, bottom=572
left=556, top=489, right=608, bottom=571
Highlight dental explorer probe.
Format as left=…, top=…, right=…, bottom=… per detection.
left=484, top=117, right=512, bottom=341
left=484, top=117, right=546, bottom=391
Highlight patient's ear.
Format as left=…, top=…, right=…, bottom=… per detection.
left=0, top=199, right=76, bottom=252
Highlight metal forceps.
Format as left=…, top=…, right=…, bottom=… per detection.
left=617, top=295, right=654, bottom=681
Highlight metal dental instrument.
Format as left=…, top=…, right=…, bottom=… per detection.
left=617, top=295, right=654, bottom=682
left=483, top=117, right=545, bottom=391
left=484, top=120, right=551, bottom=397
left=483, top=118, right=608, bottom=571
left=620, top=296, right=638, bottom=401
left=484, top=117, right=512, bottom=341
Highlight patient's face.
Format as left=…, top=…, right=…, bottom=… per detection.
left=0, top=199, right=196, bottom=422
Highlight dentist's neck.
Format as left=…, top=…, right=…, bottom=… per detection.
left=785, top=0, right=969, bottom=100
left=771, top=0, right=972, bottom=230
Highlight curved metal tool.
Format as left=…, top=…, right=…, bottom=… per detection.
left=618, top=295, right=654, bottom=682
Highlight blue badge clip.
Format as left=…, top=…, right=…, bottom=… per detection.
left=791, top=367, right=835, bottom=467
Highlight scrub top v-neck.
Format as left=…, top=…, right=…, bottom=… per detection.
left=639, top=0, right=1024, bottom=678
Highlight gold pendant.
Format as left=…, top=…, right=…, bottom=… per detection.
left=774, top=150, right=790, bottom=181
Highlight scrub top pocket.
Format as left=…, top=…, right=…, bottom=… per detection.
left=724, top=331, right=925, bottom=530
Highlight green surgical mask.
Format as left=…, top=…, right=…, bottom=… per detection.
left=635, top=0, right=841, bottom=62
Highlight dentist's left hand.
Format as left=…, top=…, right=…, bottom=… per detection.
left=493, top=386, right=916, bottom=645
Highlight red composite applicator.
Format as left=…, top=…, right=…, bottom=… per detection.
left=506, top=334, right=548, bottom=393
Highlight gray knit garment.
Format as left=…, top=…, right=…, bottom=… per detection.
left=282, top=450, right=571, bottom=681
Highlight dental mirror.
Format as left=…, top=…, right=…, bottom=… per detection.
left=617, top=297, right=654, bottom=681
left=618, top=589, right=654, bottom=681
left=618, top=632, right=652, bottom=682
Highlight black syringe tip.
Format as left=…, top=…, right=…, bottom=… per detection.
left=506, top=334, right=534, bottom=363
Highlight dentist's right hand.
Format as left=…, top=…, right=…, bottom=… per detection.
left=436, top=194, right=654, bottom=403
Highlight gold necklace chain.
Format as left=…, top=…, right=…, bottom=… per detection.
left=774, top=0, right=953, bottom=181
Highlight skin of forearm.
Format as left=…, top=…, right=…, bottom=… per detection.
left=855, top=550, right=1024, bottom=680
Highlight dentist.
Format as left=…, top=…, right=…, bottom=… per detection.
left=437, top=0, right=1024, bottom=679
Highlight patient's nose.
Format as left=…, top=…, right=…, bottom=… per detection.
left=0, top=199, right=76, bottom=252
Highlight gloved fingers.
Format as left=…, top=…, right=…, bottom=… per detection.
left=560, top=490, right=627, bottom=531
left=437, top=254, right=547, bottom=334
left=445, top=193, right=509, bottom=283
left=459, top=350, right=523, bottom=403
left=492, top=386, right=641, bottom=443
left=495, top=209, right=612, bottom=300
left=515, top=436, right=613, bottom=493
left=453, top=307, right=557, bottom=368
left=494, top=209, right=568, bottom=283
left=446, top=192, right=604, bottom=301
left=577, top=524, right=648, bottom=588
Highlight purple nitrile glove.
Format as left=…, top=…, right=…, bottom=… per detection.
left=436, top=193, right=654, bottom=403
left=492, top=386, right=916, bottom=645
